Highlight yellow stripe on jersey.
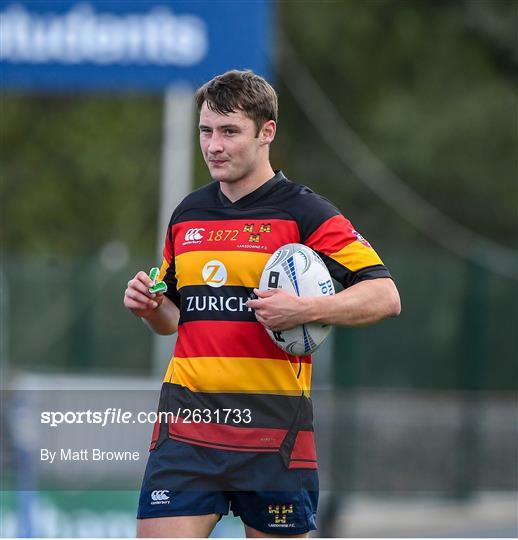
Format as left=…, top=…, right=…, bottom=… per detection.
left=158, top=257, right=169, bottom=281
left=330, top=240, right=384, bottom=272
left=163, top=355, right=312, bottom=395
left=175, top=250, right=271, bottom=289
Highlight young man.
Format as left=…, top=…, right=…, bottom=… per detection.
left=124, top=69, right=401, bottom=538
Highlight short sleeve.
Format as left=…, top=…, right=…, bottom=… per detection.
left=297, top=194, right=392, bottom=288
left=158, top=217, right=181, bottom=307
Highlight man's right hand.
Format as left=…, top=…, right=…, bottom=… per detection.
left=124, top=271, right=165, bottom=318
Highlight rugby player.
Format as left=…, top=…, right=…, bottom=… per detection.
left=124, top=69, right=401, bottom=538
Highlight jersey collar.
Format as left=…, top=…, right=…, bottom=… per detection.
left=217, top=170, right=286, bottom=209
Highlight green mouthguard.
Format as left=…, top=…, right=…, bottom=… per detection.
left=148, top=267, right=167, bottom=294
left=148, top=267, right=160, bottom=284
left=149, top=281, right=168, bottom=294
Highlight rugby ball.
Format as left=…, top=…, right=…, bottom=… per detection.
left=258, top=243, right=335, bottom=356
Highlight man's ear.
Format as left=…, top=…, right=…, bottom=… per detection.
left=259, top=120, right=276, bottom=145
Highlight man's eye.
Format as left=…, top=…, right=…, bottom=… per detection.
left=224, top=129, right=237, bottom=135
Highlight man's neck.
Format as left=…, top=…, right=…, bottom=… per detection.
left=219, top=164, right=276, bottom=203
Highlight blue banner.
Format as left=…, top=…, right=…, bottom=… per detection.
left=0, top=1, right=273, bottom=91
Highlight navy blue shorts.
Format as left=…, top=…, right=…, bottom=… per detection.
left=137, top=438, right=318, bottom=535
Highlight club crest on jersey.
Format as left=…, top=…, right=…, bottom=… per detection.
left=268, top=503, right=294, bottom=526
left=242, top=223, right=272, bottom=234
left=353, top=229, right=371, bottom=247
left=202, top=260, right=227, bottom=287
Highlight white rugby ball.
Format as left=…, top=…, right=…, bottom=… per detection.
left=258, top=243, right=335, bottom=356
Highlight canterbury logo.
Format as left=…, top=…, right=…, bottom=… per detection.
left=202, top=260, right=228, bottom=288
left=184, top=228, right=205, bottom=242
left=151, top=490, right=170, bottom=502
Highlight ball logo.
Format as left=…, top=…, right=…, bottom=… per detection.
left=259, top=243, right=335, bottom=356
left=318, top=279, right=334, bottom=295
left=184, top=228, right=205, bottom=242
left=202, top=260, right=228, bottom=288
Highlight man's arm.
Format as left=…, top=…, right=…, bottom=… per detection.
left=247, top=278, right=401, bottom=331
left=124, top=271, right=179, bottom=335
left=140, top=296, right=180, bottom=335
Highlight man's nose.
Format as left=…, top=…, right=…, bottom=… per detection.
left=208, top=132, right=224, bottom=153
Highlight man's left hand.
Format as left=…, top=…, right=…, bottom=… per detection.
left=246, top=288, right=309, bottom=331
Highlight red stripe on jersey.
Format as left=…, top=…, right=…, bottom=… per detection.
left=290, top=430, right=317, bottom=461
left=169, top=417, right=287, bottom=451
left=163, top=229, right=173, bottom=264
left=304, top=214, right=356, bottom=255
left=288, top=460, right=318, bottom=470
left=149, top=419, right=161, bottom=450
left=172, top=219, right=300, bottom=256
left=175, top=320, right=312, bottom=364
left=169, top=436, right=278, bottom=453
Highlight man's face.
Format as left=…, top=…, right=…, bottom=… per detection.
left=199, top=101, right=264, bottom=184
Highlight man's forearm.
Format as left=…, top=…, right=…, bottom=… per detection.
left=142, top=296, right=179, bottom=335
left=305, top=278, right=401, bottom=327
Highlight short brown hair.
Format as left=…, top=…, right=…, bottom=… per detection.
left=195, top=69, right=278, bottom=136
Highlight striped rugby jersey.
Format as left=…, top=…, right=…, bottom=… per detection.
left=150, top=171, right=391, bottom=469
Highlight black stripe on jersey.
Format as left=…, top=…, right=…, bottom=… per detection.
left=167, top=173, right=347, bottom=247
left=159, top=383, right=313, bottom=430
left=163, top=256, right=181, bottom=308
left=217, top=171, right=286, bottom=209
left=319, top=252, right=392, bottom=288
left=172, top=207, right=295, bottom=225
left=288, top=190, right=342, bottom=242
left=179, top=285, right=256, bottom=323
left=351, top=265, right=393, bottom=285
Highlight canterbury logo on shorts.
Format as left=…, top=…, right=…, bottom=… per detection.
left=150, top=490, right=171, bottom=505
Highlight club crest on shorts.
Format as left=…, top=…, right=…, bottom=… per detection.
left=267, top=503, right=294, bottom=526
